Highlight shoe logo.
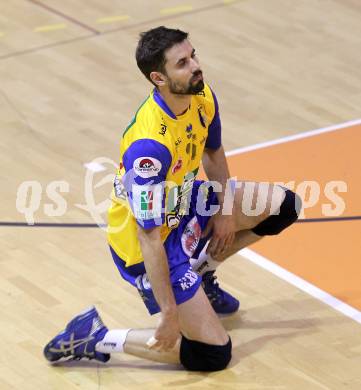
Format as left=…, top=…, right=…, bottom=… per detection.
left=49, top=334, right=94, bottom=355
left=90, top=316, right=104, bottom=336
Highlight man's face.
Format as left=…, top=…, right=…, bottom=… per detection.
left=162, top=40, right=204, bottom=95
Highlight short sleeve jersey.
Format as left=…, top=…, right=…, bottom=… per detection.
left=107, top=83, right=221, bottom=266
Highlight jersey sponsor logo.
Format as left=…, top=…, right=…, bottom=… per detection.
left=135, top=274, right=151, bottom=303
left=133, top=157, right=162, bottom=178
left=198, top=105, right=208, bottom=128
left=181, top=216, right=201, bottom=257
left=200, top=135, right=206, bottom=145
left=133, top=184, right=162, bottom=220
left=175, top=137, right=182, bottom=148
left=171, top=158, right=183, bottom=174
left=186, top=124, right=193, bottom=139
left=159, top=120, right=167, bottom=136
left=186, top=135, right=197, bottom=160
left=141, top=190, right=153, bottom=211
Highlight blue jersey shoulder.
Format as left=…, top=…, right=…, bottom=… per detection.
left=205, top=88, right=222, bottom=150
left=122, top=139, right=172, bottom=229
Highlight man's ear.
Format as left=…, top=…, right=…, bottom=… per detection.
left=150, top=71, right=167, bottom=87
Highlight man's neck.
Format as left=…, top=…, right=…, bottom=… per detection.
left=158, top=89, right=191, bottom=116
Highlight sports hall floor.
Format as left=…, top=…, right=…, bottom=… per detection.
left=0, top=1, right=360, bottom=389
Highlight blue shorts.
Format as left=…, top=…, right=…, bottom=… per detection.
left=109, top=180, right=219, bottom=315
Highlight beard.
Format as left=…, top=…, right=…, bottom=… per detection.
left=168, top=71, right=204, bottom=95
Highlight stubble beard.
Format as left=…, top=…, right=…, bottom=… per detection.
left=168, top=73, right=204, bottom=95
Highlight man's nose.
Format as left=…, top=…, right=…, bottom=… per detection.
left=190, top=57, right=200, bottom=72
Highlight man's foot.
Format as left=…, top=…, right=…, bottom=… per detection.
left=202, top=271, right=240, bottom=315
left=43, top=306, right=110, bottom=363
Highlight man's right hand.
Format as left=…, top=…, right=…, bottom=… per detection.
left=150, top=310, right=180, bottom=352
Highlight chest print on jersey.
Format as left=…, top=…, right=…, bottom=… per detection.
left=159, top=117, right=167, bottom=136
left=175, top=137, right=182, bottom=149
left=186, top=134, right=197, bottom=160
left=198, top=104, right=208, bottom=128
left=171, top=158, right=183, bottom=174
left=185, top=123, right=193, bottom=139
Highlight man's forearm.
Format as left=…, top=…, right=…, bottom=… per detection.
left=137, top=226, right=177, bottom=315
left=202, top=146, right=231, bottom=206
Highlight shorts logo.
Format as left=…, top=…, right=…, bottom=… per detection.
left=134, top=157, right=162, bottom=178
left=171, top=158, right=183, bottom=174
left=166, top=213, right=181, bottom=228
left=179, top=268, right=198, bottom=291
left=181, top=216, right=201, bottom=257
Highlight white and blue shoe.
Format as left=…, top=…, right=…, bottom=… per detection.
left=202, top=271, right=240, bottom=315
left=43, top=306, right=110, bottom=363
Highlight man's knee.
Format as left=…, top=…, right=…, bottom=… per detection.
left=179, top=335, right=232, bottom=371
left=252, top=188, right=302, bottom=236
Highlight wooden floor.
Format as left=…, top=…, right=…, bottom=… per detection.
left=1, top=0, right=361, bottom=389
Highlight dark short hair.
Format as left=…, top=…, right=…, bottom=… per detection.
left=136, top=26, right=188, bottom=84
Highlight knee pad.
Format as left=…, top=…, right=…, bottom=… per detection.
left=252, top=189, right=302, bottom=236
left=180, top=335, right=232, bottom=371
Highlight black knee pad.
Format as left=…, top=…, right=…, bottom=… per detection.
left=252, top=189, right=302, bottom=236
left=180, top=335, right=232, bottom=371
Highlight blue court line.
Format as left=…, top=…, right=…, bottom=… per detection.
left=296, top=216, right=361, bottom=223
left=0, top=216, right=360, bottom=228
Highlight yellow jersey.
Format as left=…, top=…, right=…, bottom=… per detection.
left=107, top=83, right=221, bottom=266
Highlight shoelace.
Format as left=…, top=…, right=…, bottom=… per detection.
left=204, top=274, right=225, bottom=302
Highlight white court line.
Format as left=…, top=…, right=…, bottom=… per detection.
left=229, top=119, right=361, bottom=325
left=239, top=248, right=361, bottom=324
left=84, top=161, right=106, bottom=172
left=225, top=118, right=361, bottom=156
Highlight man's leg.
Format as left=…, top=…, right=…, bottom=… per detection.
left=212, top=182, right=288, bottom=262
left=116, top=285, right=229, bottom=366
left=191, top=182, right=301, bottom=313
left=114, top=286, right=230, bottom=370
left=44, top=287, right=231, bottom=371
left=195, top=182, right=300, bottom=266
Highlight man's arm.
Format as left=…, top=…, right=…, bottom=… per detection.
left=137, top=225, right=180, bottom=351
left=200, top=86, right=236, bottom=257
left=121, top=138, right=179, bottom=349
left=202, top=145, right=230, bottom=207
left=201, top=146, right=236, bottom=257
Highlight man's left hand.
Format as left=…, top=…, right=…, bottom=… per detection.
left=202, top=212, right=236, bottom=257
